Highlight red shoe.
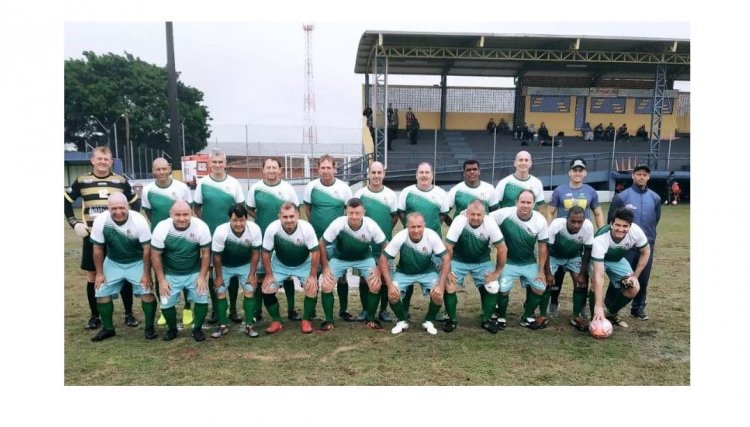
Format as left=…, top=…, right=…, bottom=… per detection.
left=300, top=320, right=313, bottom=334
left=265, top=321, right=284, bottom=334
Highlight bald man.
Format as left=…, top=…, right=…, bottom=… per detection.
left=495, top=151, right=546, bottom=215
left=151, top=200, right=212, bottom=341
left=89, top=193, right=155, bottom=341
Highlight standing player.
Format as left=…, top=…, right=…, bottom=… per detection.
left=64, top=146, right=140, bottom=330
left=88, top=193, right=154, bottom=341
left=247, top=158, right=301, bottom=321
left=354, top=161, right=397, bottom=323
left=495, top=150, right=546, bottom=215
left=443, top=199, right=506, bottom=333
left=543, top=206, right=594, bottom=331
left=448, top=159, right=499, bottom=216
left=151, top=200, right=212, bottom=341
left=303, top=155, right=354, bottom=321
left=381, top=212, right=451, bottom=335
left=141, top=157, right=195, bottom=328
left=261, top=202, right=321, bottom=334
left=193, top=148, right=245, bottom=325
left=319, top=198, right=387, bottom=331
left=488, top=189, right=549, bottom=330
left=546, top=158, right=605, bottom=318
left=210, top=204, right=262, bottom=339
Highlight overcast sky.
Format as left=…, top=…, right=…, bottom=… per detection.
left=65, top=22, right=690, bottom=142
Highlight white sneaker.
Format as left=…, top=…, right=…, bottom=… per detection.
left=391, top=320, right=409, bottom=335
left=422, top=321, right=437, bottom=335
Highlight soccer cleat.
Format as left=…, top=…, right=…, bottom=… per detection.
left=391, top=320, right=409, bottom=335
left=144, top=327, right=158, bottom=340
left=244, top=324, right=259, bottom=338
left=211, top=325, right=229, bottom=339
left=531, top=316, right=549, bottom=330
left=519, top=316, right=536, bottom=329
left=481, top=319, right=498, bottom=334
left=163, top=328, right=179, bottom=341
left=570, top=316, right=589, bottom=332
left=366, top=319, right=383, bottom=330
left=548, top=302, right=559, bottom=318
left=124, top=313, right=140, bottom=327
left=319, top=320, right=335, bottom=332
left=265, top=321, right=284, bottom=334
left=229, top=311, right=242, bottom=324
left=378, top=310, right=392, bottom=322
left=192, top=329, right=206, bottom=342
left=422, top=321, right=438, bottom=335
left=206, top=311, right=218, bottom=325
left=287, top=309, right=301, bottom=321
left=176, top=322, right=184, bottom=331
left=300, top=320, right=314, bottom=334
left=631, top=312, right=650, bottom=321
left=339, top=312, right=355, bottom=322
left=157, top=313, right=167, bottom=326
left=91, top=329, right=116, bottom=342
left=496, top=318, right=507, bottom=330
left=356, top=310, right=368, bottom=321
left=606, top=312, right=629, bottom=328
left=182, top=309, right=193, bottom=325
left=443, top=320, right=458, bottom=333
left=84, top=316, right=102, bottom=330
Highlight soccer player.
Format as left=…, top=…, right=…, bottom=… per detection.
left=319, top=198, right=387, bottom=331
left=247, top=158, right=301, bottom=321
left=590, top=208, right=651, bottom=328
left=64, top=146, right=140, bottom=330
left=261, top=202, right=321, bottom=334
left=141, top=157, right=195, bottom=328
left=303, top=155, right=354, bottom=321
left=447, top=159, right=499, bottom=216
left=353, top=161, right=397, bottom=323
left=151, top=200, right=212, bottom=341
left=546, top=158, right=605, bottom=318
left=210, top=204, right=262, bottom=339
left=495, top=150, right=546, bottom=215
left=488, top=189, right=549, bottom=330
left=381, top=212, right=451, bottom=336
left=444, top=199, right=506, bottom=333
left=88, top=193, right=154, bottom=341
left=193, top=148, right=245, bottom=324
left=543, top=206, right=594, bottom=331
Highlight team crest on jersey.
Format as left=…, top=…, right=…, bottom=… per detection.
left=189, top=233, right=197, bottom=241
left=360, top=234, right=367, bottom=241
left=296, top=238, right=302, bottom=244
left=83, top=178, right=93, bottom=184
left=421, top=246, right=428, bottom=253
left=126, top=229, right=132, bottom=237
left=479, top=233, right=485, bottom=239
left=577, top=236, right=583, bottom=242
left=171, top=191, right=177, bottom=198
left=243, top=238, right=250, bottom=244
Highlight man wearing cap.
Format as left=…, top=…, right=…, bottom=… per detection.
left=607, top=164, right=661, bottom=321
left=546, top=158, right=605, bottom=317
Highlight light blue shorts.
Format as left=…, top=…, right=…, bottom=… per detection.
left=267, top=253, right=311, bottom=289
left=550, top=256, right=583, bottom=274
left=161, top=271, right=208, bottom=308
left=215, top=264, right=254, bottom=293
left=329, top=257, right=376, bottom=281
left=499, top=263, right=545, bottom=293
left=451, top=260, right=494, bottom=287
left=599, top=259, right=633, bottom=289
left=95, top=258, right=151, bottom=298
left=392, top=271, right=439, bottom=296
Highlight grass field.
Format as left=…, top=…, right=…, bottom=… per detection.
left=64, top=203, right=689, bottom=386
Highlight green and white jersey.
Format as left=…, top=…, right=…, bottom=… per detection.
left=141, top=178, right=193, bottom=231
left=448, top=180, right=499, bottom=216
left=246, top=179, right=299, bottom=233
left=495, top=173, right=545, bottom=208
left=355, top=185, right=397, bottom=240
left=211, top=222, right=263, bottom=267
left=384, top=228, right=447, bottom=275
left=323, top=216, right=386, bottom=262
left=592, top=223, right=648, bottom=263
left=397, top=185, right=449, bottom=237
left=548, top=218, right=594, bottom=259
left=489, top=207, right=548, bottom=265
left=303, top=178, right=352, bottom=238
left=445, top=214, right=503, bottom=263
left=193, top=175, right=245, bottom=234
left=151, top=217, right=212, bottom=275
left=263, top=219, right=320, bottom=267
left=90, top=210, right=151, bottom=264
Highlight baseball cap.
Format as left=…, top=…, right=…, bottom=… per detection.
left=633, top=164, right=651, bottom=173
left=569, top=158, right=587, bottom=170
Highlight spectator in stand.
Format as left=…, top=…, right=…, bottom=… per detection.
left=497, top=118, right=509, bottom=134
left=594, top=123, right=605, bottom=140
left=486, top=118, right=497, bottom=135
left=582, top=122, right=594, bottom=141
left=406, top=107, right=419, bottom=145
left=525, top=123, right=537, bottom=146
left=617, top=123, right=630, bottom=141
left=537, top=122, right=550, bottom=144
left=605, top=123, right=616, bottom=141
left=514, top=122, right=527, bottom=140
left=387, top=103, right=398, bottom=148
left=636, top=124, right=648, bottom=140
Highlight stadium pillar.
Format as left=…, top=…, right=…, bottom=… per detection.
left=513, top=75, right=526, bottom=129
left=440, top=74, right=447, bottom=131
left=648, top=63, right=667, bottom=171
left=166, top=22, right=182, bottom=171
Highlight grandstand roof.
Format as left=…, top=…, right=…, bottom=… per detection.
left=354, top=31, right=690, bottom=81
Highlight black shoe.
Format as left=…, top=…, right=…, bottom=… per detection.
left=124, top=313, right=140, bottom=327
left=519, top=316, right=535, bottom=329
left=163, top=328, right=179, bottom=341
left=192, top=328, right=206, bottom=342
left=288, top=309, right=301, bottom=321
left=91, top=329, right=116, bottom=342
left=144, top=327, right=157, bottom=340
left=443, top=320, right=458, bottom=333
left=229, top=311, right=242, bottom=324
left=481, top=320, right=498, bottom=334
left=630, top=311, right=650, bottom=321
left=339, top=311, right=355, bottom=322
left=206, top=311, right=218, bottom=325
left=84, top=316, right=102, bottom=330
left=496, top=318, right=506, bottom=330
left=530, top=316, right=549, bottom=330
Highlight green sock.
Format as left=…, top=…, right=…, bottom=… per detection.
left=243, top=295, right=256, bottom=325
left=182, top=288, right=191, bottom=310
left=523, top=288, right=544, bottom=318
left=478, top=286, right=488, bottom=308
left=379, top=285, right=388, bottom=314
left=403, top=285, right=414, bottom=316
left=228, top=278, right=239, bottom=314
left=482, top=292, right=499, bottom=322
left=303, top=296, right=317, bottom=320
left=322, top=292, right=335, bottom=322
left=358, top=278, right=369, bottom=313
left=208, top=277, right=217, bottom=313
left=425, top=301, right=441, bottom=322
left=283, top=279, right=296, bottom=312
left=497, top=294, right=509, bottom=319
left=538, top=287, right=552, bottom=316
left=192, top=303, right=208, bottom=329
left=444, top=292, right=458, bottom=322
left=98, top=300, right=115, bottom=331
left=162, top=306, right=177, bottom=331
left=254, top=286, right=263, bottom=316
left=573, top=288, right=588, bottom=317
left=142, top=299, right=156, bottom=329
left=366, top=291, right=380, bottom=321
left=390, top=300, right=406, bottom=321
left=216, top=298, right=228, bottom=325
left=337, top=280, right=349, bottom=315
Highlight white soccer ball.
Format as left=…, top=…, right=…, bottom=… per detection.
left=672, top=200, right=677, bottom=205
left=589, top=318, right=613, bottom=339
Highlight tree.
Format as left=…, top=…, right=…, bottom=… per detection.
left=64, top=51, right=211, bottom=159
